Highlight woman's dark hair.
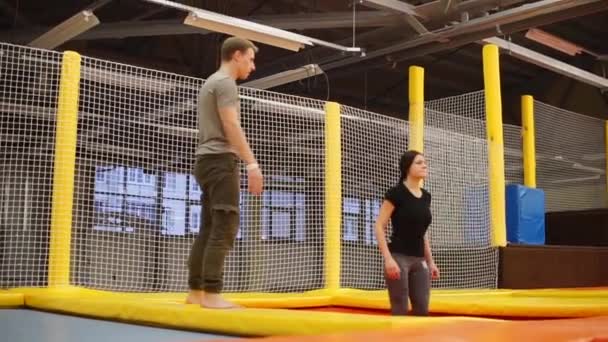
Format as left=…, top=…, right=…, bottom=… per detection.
left=399, top=150, right=422, bottom=181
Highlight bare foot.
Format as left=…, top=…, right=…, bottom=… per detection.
left=185, top=290, right=205, bottom=305
left=201, top=293, right=242, bottom=309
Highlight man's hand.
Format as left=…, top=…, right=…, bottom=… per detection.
left=247, top=165, right=263, bottom=196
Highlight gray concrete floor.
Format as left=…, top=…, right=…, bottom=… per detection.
left=0, top=309, right=234, bottom=342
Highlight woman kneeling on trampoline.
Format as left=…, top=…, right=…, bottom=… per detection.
left=374, top=150, right=440, bottom=316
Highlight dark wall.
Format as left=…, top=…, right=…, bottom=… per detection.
left=499, top=244, right=608, bottom=289
left=545, top=209, right=608, bottom=247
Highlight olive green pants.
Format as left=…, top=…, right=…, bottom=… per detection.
left=188, top=153, right=240, bottom=293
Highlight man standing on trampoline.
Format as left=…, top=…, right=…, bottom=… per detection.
left=186, top=36, right=263, bottom=309
left=374, top=150, right=440, bottom=315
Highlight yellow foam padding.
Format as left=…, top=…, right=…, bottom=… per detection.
left=10, top=286, right=608, bottom=336
left=23, top=287, right=494, bottom=336
left=0, top=290, right=24, bottom=307
left=15, top=287, right=334, bottom=308
left=333, top=288, right=608, bottom=318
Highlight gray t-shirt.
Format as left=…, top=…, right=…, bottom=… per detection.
left=195, top=70, right=240, bottom=156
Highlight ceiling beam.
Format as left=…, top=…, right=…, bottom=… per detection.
left=253, top=0, right=531, bottom=75
left=359, top=0, right=422, bottom=17
left=453, top=45, right=538, bottom=78
left=482, top=37, right=608, bottom=90
left=246, top=26, right=397, bottom=81
left=415, top=0, right=530, bottom=20
left=319, top=0, right=608, bottom=74
left=0, top=11, right=403, bottom=43
left=0, top=0, right=31, bottom=26
left=360, top=0, right=430, bottom=34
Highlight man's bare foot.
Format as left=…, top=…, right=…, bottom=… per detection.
left=186, top=290, right=205, bottom=305
left=201, top=293, right=242, bottom=309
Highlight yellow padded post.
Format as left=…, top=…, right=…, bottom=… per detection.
left=482, top=45, right=507, bottom=248
left=324, top=101, right=342, bottom=292
left=408, top=66, right=425, bottom=153
left=521, top=95, right=537, bottom=188
left=48, top=51, right=82, bottom=287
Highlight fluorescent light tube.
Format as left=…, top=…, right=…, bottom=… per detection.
left=140, top=0, right=361, bottom=53
left=482, top=37, right=608, bottom=90
left=525, top=28, right=583, bottom=56
left=242, top=64, right=323, bottom=89
left=184, top=10, right=310, bottom=52
left=29, top=10, right=100, bottom=50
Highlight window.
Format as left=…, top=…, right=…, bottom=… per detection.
left=294, top=193, right=306, bottom=241
left=93, top=167, right=312, bottom=241
left=96, top=171, right=105, bottom=182
left=162, top=172, right=200, bottom=236
left=188, top=175, right=203, bottom=234
left=94, top=193, right=124, bottom=232
left=94, top=166, right=158, bottom=232
left=364, top=199, right=381, bottom=245
left=128, top=168, right=137, bottom=183
left=342, top=197, right=381, bottom=244
left=261, top=176, right=306, bottom=241
left=190, top=205, right=201, bottom=232
left=165, top=173, right=179, bottom=192
left=343, top=197, right=360, bottom=241
left=190, top=176, right=200, bottom=194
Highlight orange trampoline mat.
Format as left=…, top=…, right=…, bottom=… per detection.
left=296, top=306, right=561, bottom=320
left=210, top=316, right=608, bottom=342
left=7, top=286, right=608, bottom=339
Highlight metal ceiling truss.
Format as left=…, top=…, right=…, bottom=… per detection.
left=319, top=0, right=608, bottom=74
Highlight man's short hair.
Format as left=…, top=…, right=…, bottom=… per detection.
left=221, top=37, right=259, bottom=61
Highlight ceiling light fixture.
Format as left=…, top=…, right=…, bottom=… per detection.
left=482, top=37, right=608, bottom=90
left=141, top=0, right=362, bottom=54
left=29, top=11, right=100, bottom=50
left=524, top=28, right=583, bottom=56
left=183, top=11, right=308, bottom=52
left=242, top=64, right=324, bottom=90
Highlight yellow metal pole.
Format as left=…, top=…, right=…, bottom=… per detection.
left=521, top=95, right=537, bottom=188
left=48, top=51, right=82, bottom=287
left=482, top=44, right=507, bottom=248
left=324, top=101, right=342, bottom=292
left=408, top=66, right=425, bottom=153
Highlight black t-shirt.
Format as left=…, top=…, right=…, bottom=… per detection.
left=384, top=183, right=432, bottom=257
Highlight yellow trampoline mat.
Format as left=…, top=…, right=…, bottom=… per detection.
left=0, top=290, right=23, bottom=307
left=4, top=287, right=608, bottom=337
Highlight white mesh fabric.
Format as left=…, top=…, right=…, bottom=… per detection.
left=504, top=124, right=524, bottom=185
left=0, top=43, right=62, bottom=288
left=535, top=101, right=607, bottom=212
left=0, top=42, right=505, bottom=293
left=339, top=105, right=408, bottom=290
left=425, top=91, right=498, bottom=289
left=71, top=55, right=328, bottom=292
left=339, top=90, right=499, bottom=290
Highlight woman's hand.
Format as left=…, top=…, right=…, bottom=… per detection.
left=385, top=257, right=401, bottom=280
left=429, top=262, right=440, bottom=280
